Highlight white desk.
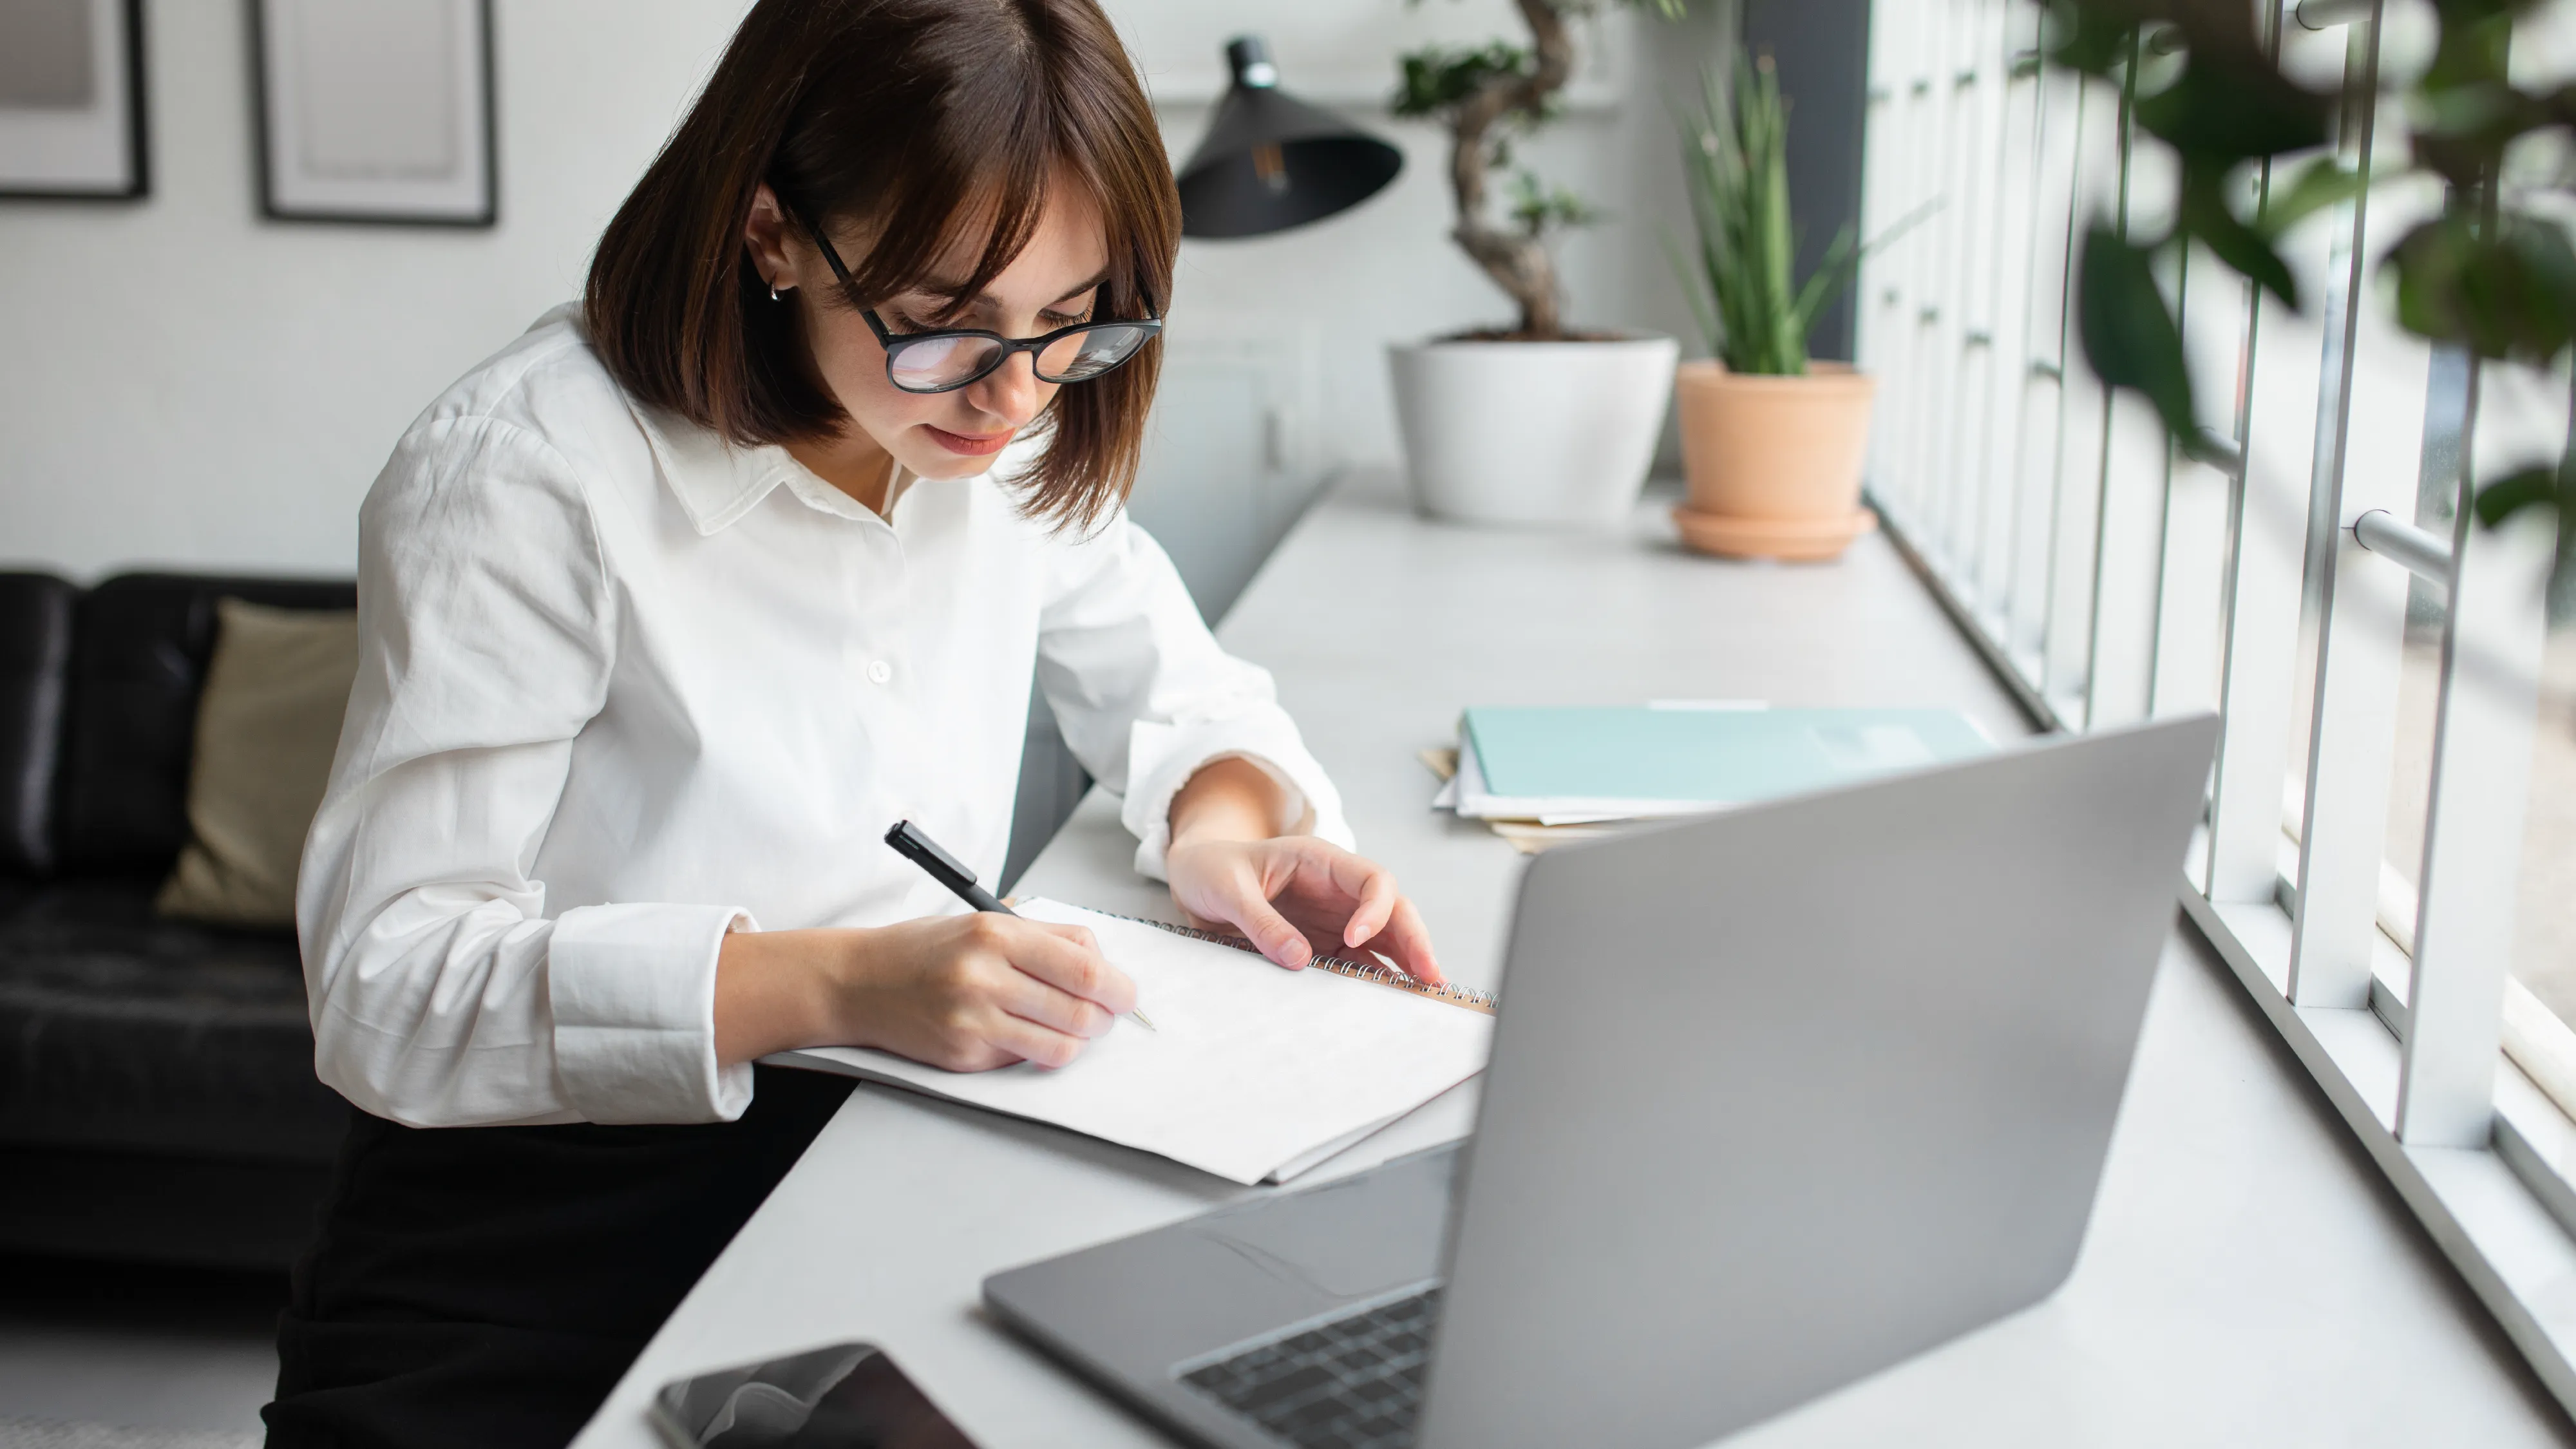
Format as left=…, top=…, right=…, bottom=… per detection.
left=574, top=473, right=2573, bottom=1448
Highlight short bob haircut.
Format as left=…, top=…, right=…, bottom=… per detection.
left=586, top=0, right=1179, bottom=529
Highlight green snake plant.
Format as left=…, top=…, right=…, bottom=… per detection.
left=1672, top=54, right=1861, bottom=377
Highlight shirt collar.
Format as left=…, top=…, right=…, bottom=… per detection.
left=622, top=394, right=916, bottom=534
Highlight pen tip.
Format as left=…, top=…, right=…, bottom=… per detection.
left=1129, top=1009, right=1159, bottom=1032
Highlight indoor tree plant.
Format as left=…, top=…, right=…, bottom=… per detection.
left=2043, top=0, right=2573, bottom=602
left=1387, top=0, right=1685, bottom=528
left=1669, top=54, right=1882, bottom=561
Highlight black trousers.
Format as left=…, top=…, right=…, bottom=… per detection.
left=264, top=1065, right=855, bottom=1449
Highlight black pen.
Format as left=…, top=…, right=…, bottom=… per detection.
left=884, top=819, right=1155, bottom=1031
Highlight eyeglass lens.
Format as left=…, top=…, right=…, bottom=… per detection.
left=884, top=324, right=1153, bottom=393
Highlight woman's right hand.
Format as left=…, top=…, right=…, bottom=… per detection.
left=714, top=913, right=1136, bottom=1073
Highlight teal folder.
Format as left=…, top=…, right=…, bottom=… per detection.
left=1460, top=706, right=1996, bottom=813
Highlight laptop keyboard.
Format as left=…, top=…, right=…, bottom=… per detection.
left=1177, top=1285, right=1443, bottom=1449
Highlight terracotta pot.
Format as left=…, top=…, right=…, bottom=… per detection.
left=1672, top=360, right=1879, bottom=560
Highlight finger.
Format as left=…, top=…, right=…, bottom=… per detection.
left=1008, top=922, right=1139, bottom=1014
left=1271, top=844, right=1397, bottom=928
left=1026, top=920, right=1102, bottom=958
left=1340, top=862, right=1399, bottom=949
left=1360, top=894, right=1443, bottom=985
left=1257, top=848, right=1397, bottom=956
left=1227, top=891, right=1312, bottom=970
left=978, top=1008, right=1091, bottom=1071
left=996, top=968, right=1117, bottom=1041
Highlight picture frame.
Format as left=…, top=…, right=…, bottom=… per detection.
left=0, top=0, right=149, bottom=201
left=251, top=0, right=497, bottom=227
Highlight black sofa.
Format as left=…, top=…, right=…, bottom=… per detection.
left=0, top=569, right=1110, bottom=1273
left=0, top=572, right=355, bottom=1271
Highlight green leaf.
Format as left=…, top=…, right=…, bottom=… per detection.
left=2181, top=170, right=2297, bottom=308
left=2412, top=1, right=2528, bottom=184
left=2134, top=55, right=2331, bottom=160
left=2390, top=211, right=2576, bottom=363
left=2414, top=79, right=2528, bottom=140
left=2044, top=1, right=2138, bottom=77
left=2077, top=222, right=2206, bottom=452
left=1393, top=41, right=1531, bottom=118
left=2423, top=0, right=2517, bottom=95
left=2473, top=465, right=2562, bottom=527
left=1789, top=224, right=1861, bottom=340
left=1675, top=54, right=1797, bottom=373
left=1509, top=169, right=1602, bottom=236
left=1672, top=46, right=1939, bottom=375
left=2255, top=156, right=2371, bottom=241
left=1662, top=225, right=1725, bottom=359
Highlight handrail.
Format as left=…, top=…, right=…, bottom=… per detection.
left=2351, top=508, right=2454, bottom=585
left=2293, top=0, right=2374, bottom=30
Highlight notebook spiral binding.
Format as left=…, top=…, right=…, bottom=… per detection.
left=1092, top=909, right=1499, bottom=1015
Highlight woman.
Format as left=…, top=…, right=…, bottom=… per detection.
left=263, top=2, right=1438, bottom=1443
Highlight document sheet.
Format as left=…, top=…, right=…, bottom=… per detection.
left=773, top=900, right=1494, bottom=1185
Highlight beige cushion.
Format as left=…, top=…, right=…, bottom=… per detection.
left=155, top=599, right=361, bottom=929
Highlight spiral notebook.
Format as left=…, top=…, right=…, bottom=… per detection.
left=772, top=900, right=1495, bottom=1186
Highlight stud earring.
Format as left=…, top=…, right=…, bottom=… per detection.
left=769, top=282, right=781, bottom=302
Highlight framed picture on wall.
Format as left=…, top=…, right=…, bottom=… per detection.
left=252, top=0, right=496, bottom=226
left=0, top=0, right=148, bottom=200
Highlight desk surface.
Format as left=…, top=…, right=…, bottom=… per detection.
left=574, top=473, right=2573, bottom=1448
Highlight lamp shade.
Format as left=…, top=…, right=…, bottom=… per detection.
left=1177, top=36, right=1403, bottom=240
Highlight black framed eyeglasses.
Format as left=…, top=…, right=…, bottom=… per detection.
left=797, top=215, right=1162, bottom=395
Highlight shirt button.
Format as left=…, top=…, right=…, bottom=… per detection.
left=867, top=659, right=894, bottom=685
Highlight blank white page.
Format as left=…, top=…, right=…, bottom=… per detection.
left=773, top=900, right=1493, bottom=1185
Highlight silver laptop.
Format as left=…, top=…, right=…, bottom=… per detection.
left=985, top=715, right=2218, bottom=1449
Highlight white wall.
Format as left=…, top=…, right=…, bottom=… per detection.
left=0, top=0, right=1729, bottom=580
left=1154, top=0, right=1730, bottom=476
left=0, top=0, right=749, bottom=578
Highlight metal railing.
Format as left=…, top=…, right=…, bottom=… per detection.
left=1857, top=0, right=2576, bottom=1406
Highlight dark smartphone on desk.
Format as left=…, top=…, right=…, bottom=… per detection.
left=652, top=1340, right=980, bottom=1449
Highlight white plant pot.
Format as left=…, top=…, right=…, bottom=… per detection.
left=1388, top=334, right=1680, bottom=527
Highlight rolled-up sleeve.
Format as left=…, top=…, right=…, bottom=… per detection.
left=297, top=415, right=753, bottom=1127
left=1033, top=513, right=1352, bottom=880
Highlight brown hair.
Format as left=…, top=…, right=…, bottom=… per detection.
left=585, top=0, right=1178, bottom=528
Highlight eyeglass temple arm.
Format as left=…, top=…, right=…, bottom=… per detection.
left=782, top=193, right=1164, bottom=322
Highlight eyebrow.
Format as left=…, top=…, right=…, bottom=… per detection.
left=916, top=270, right=1111, bottom=312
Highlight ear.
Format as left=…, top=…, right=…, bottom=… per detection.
left=743, top=184, right=799, bottom=296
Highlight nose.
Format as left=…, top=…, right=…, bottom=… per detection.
left=965, top=350, right=1046, bottom=427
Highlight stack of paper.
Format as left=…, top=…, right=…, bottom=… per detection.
left=1430, top=703, right=1996, bottom=850
left=773, top=900, right=1493, bottom=1186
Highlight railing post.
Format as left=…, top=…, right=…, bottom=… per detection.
left=2202, top=3, right=2350, bottom=907
left=2286, top=4, right=2429, bottom=1010
left=2398, top=361, right=2561, bottom=1146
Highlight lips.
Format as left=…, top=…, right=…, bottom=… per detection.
left=924, top=423, right=1014, bottom=457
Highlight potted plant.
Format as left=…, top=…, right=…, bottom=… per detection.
left=1388, top=0, right=1683, bottom=529
left=1669, top=55, right=1880, bottom=562
left=2040, top=1, right=2573, bottom=594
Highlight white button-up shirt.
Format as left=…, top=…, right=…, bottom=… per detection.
left=298, top=306, right=1350, bottom=1130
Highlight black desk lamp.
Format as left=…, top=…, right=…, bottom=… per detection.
left=1176, top=36, right=1403, bottom=239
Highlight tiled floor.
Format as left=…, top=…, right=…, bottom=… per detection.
left=0, top=1258, right=279, bottom=1442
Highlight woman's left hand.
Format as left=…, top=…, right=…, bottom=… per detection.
left=1164, top=835, right=1443, bottom=985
